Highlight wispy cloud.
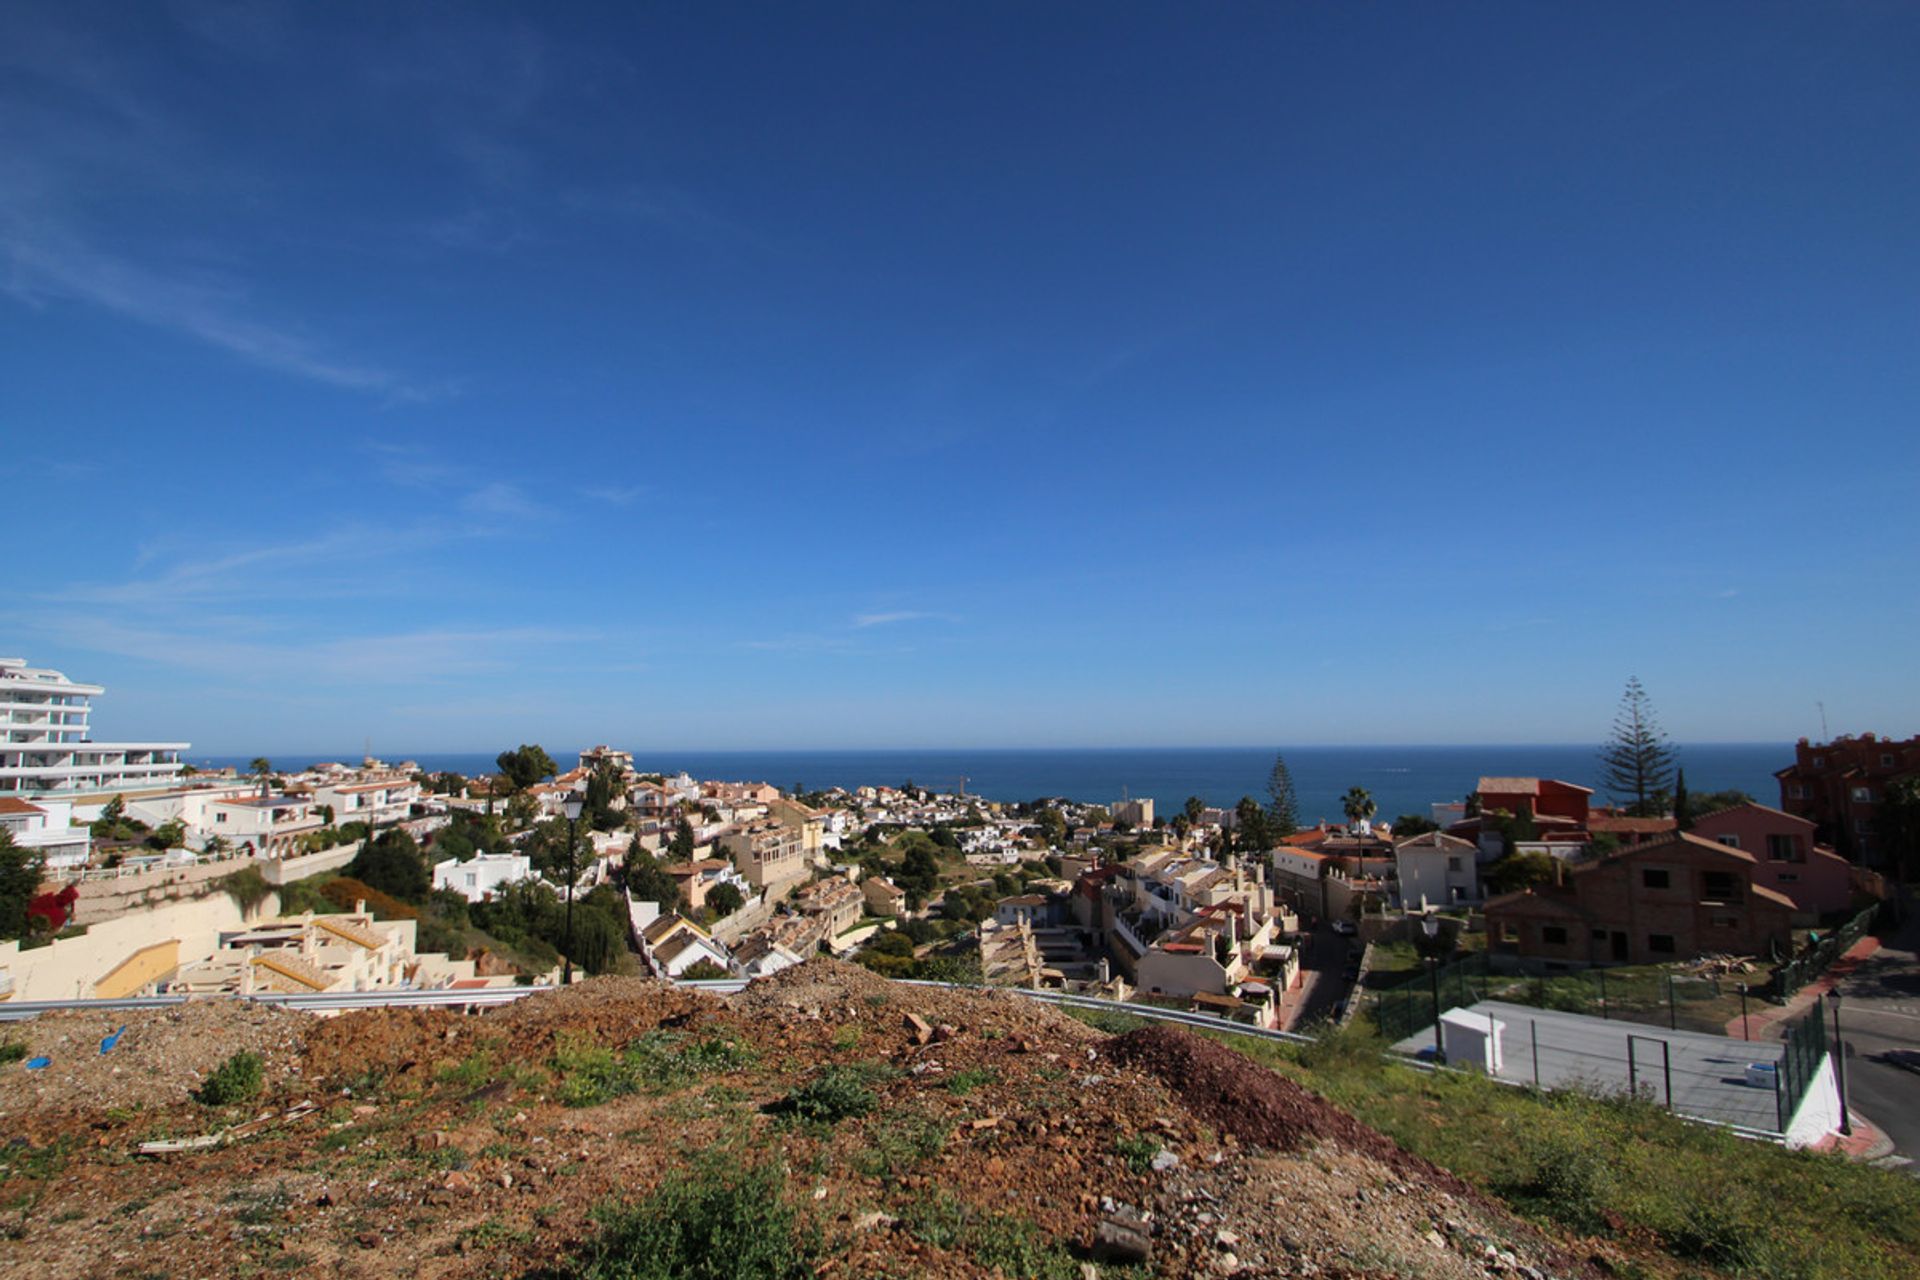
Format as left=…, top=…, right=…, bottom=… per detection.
left=19, top=614, right=596, bottom=686
left=852, top=611, right=955, bottom=629
left=584, top=483, right=649, bottom=506
left=462, top=481, right=543, bottom=519
left=0, top=225, right=438, bottom=400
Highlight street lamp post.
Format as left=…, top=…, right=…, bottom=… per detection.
left=1422, top=915, right=1444, bottom=1063
left=1831, top=993, right=1852, bottom=1137
left=562, top=795, right=583, bottom=986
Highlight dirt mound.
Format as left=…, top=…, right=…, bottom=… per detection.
left=0, top=1002, right=307, bottom=1123
left=1102, top=1024, right=1467, bottom=1188
left=0, top=964, right=1594, bottom=1280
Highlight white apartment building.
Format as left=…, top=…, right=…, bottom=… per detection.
left=0, top=657, right=188, bottom=798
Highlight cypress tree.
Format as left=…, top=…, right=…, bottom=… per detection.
left=1674, top=768, right=1692, bottom=830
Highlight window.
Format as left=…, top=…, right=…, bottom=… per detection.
left=1813, top=756, right=1826, bottom=767
left=1648, top=934, right=1676, bottom=954
left=1446, top=856, right=1462, bottom=872
left=1541, top=925, right=1568, bottom=945
left=1642, top=868, right=1670, bottom=889
left=1775, top=872, right=1799, bottom=883
left=1851, top=787, right=1873, bottom=803
left=1710, top=914, right=1739, bottom=929
left=1716, top=834, right=1741, bottom=849
left=1766, top=834, right=1802, bottom=862
left=1702, top=871, right=1741, bottom=903
left=1591, top=928, right=1608, bottom=940
left=1500, top=922, right=1519, bottom=942
left=1882, top=754, right=1896, bottom=767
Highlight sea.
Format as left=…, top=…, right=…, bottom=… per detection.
left=190, top=744, right=1788, bottom=824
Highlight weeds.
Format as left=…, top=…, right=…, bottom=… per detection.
left=944, top=1067, right=997, bottom=1096
left=1113, top=1132, right=1162, bottom=1175
left=857, top=1109, right=950, bottom=1182
left=563, top=1159, right=818, bottom=1280
left=554, top=1031, right=757, bottom=1107
left=196, top=1051, right=264, bottom=1106
left=771, top=1065, right=887, bottom=1126
left=903, top=1193, right=1086, bottom=1280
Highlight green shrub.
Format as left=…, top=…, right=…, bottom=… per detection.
left=197, top=1051, right=264, bottom=1106
left=772, top=1065, right=884, bottom=1125
left=567, top=1159, right=817, bottom=1280
left=0, top=1041, right=27, bottom=1066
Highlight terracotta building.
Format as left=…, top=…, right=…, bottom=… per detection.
left=1775, top=733, right=1920, bottom=863
left=1484, top=832, right=1798, bottom=967
left=1687, top=802, right=1853, bottom=919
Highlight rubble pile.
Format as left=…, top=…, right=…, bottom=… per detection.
left=0, top=960, right=1592, bottom=1279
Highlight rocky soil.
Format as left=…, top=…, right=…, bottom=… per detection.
left=0, top=962, right=1595, bottom=1279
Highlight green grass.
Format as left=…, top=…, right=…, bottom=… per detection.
left=1214, top=1022, right=1920, bottom=1280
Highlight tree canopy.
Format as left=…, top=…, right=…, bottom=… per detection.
left=346, top=828, right=430, bottom=902
left=1341, top=786, right=1376, bottom=829
left=496, top=744, right=558, bottom=792
left=0, top=830, right=43, bottom=942
left=1599, top=677, right=1676, bottom=817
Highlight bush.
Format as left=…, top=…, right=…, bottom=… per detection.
left=567, top=1159, right=817, bottom=1280
left=197, top=1051, right=264, bottom=1106
left=320, top=877, right=419, bottom=921
left=771, top=1065, right=885, bottom=1125
left=220, top=865, right=274, bottom=914
left=0, top=1041, right=27, bottom=1066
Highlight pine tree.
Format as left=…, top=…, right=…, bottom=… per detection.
left=1265, top=754, right=1299, bottom=838
left=1599, top=677, right=1677, bottom=817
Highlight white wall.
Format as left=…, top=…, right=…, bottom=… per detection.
left=1783, top=1055, right=1844, bottom=1149
left=0, top=890, right=277, bottom=1000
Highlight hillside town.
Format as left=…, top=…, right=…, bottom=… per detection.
left=2, top=656, right=1911, bottom=1040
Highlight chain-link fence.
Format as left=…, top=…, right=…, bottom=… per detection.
left=1769, top=905, right=1879, bottom=1002
left=1371, top=953, right=1768, bottom=1039
left=1369, top=954, right=1494, bottom=1045
left=1774, top=996, right=1830, bottom=1129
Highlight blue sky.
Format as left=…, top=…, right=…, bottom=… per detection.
left=3, top=2, right=1917, bottom=754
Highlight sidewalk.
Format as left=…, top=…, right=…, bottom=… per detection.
left=1723, top=935, right=1882, bottom=1042
left=1807, top=1111, right=1896, bottom=1162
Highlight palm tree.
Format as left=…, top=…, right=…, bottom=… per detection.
left=1342, top=786, right=1376, bottom=832
left=250, top=757, right=274, bottom=798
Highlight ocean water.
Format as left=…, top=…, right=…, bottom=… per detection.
left=193, top=744, right=1788, bottom=824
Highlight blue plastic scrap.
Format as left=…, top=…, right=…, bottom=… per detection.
left=25, top=1056, right=50, bottom=1070
left=100, top=1026, right=126, bottom=1055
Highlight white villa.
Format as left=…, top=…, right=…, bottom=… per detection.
left=433, top=852, right=533, bottom=902
left=0, top=657, right=187, bottom=799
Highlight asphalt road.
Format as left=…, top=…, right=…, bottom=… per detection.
left=1827, top=902, right=1920, bottom=1170
left=1284, top=923, right=1357, bottom=1031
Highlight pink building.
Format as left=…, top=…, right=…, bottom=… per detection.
left=1688, top=802, right=1852, bottom=919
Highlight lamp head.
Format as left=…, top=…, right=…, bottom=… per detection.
left=562, top=796, right=584, bottom=821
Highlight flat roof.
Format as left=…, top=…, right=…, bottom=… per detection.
left=1393, top=999, right=1788, bottom=1133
